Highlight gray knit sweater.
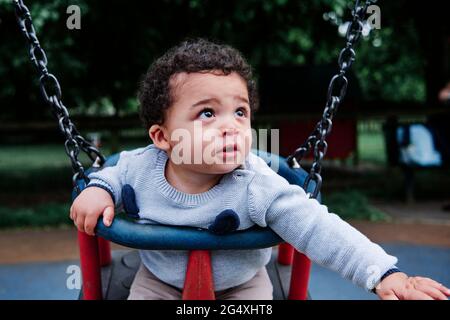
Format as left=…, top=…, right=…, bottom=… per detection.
left=88, top=144, right=397, bottom=291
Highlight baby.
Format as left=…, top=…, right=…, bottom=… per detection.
left=70, top=38, right=450, bottom=300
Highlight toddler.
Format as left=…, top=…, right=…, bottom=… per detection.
left=70, top=38, right=450, bottom=300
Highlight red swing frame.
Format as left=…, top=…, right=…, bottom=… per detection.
left=78, top=232, right=311, bottom=300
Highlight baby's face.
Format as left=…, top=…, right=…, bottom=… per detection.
left=160, top=71, right=252, bottom=174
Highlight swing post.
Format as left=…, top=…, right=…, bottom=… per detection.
left=278, top=243, right=294, bottom=265
left=287, top=251, right=311, bottom=300
left=182, top=250, right=215, bottom=300
left=78, top=231, right=103, bottom=300
left=97, top=237, right=112, bottom=267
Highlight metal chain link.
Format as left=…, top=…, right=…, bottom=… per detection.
left=287, top=0, right=378, bottom=199
left=13, top=0, right=105, bottom=193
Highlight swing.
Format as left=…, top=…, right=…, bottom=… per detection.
left=13, top=0, right=378, bottom=300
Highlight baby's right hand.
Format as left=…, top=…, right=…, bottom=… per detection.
left=70, top=186, right=115, bottom=236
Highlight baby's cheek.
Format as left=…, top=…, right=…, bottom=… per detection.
left=182, top=132, right=214, bottom=164
left=201, top=139, right=221, bottom=164
left=240, top=130, right=252, bottom=153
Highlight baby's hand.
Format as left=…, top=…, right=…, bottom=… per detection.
left=376, top=272, right=450, bottom=300
left=70, top=186, right=115, bottom=236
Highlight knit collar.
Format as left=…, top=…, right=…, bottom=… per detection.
left=153, top=150, right=228, bottom=206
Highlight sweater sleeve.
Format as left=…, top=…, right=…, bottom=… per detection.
left=87, top=150, right=132, bottom=208
left=247, top=169, right=398, bottom=291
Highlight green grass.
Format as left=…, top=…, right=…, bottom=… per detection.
left=0, top=142, right=147, bottom=172
left=0, top=202, right=72, bottom=229
left=323, top=191, right=389, bottom=222
left=357, top=130, right=387, bottom=165
left=0, top=145, right=73, bottom=171
left=0, top=142, right=146, bottom=194
left=0, top=141, right=147, bottom=229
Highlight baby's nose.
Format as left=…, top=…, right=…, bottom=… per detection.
left=222, top=127, right=238, bottom=137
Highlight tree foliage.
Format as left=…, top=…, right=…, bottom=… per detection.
left=0, top=0, right=427, bottom=121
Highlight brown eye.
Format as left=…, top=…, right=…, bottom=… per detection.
left=198, top=108, right=214, bottom=119
left=235, top=107, right=246, bottom=117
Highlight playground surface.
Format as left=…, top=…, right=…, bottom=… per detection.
left=0, top=213, right=449, bottom=300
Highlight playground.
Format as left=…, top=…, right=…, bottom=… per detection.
left=0, top=0, right=449, bottom=301
left=0, top=218, right=449, bottom=299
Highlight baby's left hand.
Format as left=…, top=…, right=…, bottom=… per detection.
left=376, top=272, right=450, bottom=300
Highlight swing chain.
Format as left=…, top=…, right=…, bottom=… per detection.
left=287, top=0, right=377, bottom=199
left=13, top=0, right=105, bottom=191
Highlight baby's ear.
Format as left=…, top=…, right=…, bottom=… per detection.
left=208, top=209, right=240, bottom=235
left=149, top=124, right=170, bottom=151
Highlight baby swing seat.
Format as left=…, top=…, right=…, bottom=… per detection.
left=75, top=149, right=319, bottom=300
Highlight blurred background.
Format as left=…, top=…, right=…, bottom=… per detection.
left=0, top=0, right=448, bottom=300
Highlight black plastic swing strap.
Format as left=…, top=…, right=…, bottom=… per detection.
left=287, top=0, right=378, bottom=199
left=13, top=0, right=105, bottom=190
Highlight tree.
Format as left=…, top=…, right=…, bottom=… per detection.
left=0, top=0, right=432, bottom=124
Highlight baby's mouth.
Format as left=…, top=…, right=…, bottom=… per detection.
left=217, top=144, right=240, bottom=161
left=222, top=144, right=238, bottom=153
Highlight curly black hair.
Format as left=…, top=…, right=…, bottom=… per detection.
left=138, top=38, right=259, bottom=129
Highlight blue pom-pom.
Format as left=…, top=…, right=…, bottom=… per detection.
left=121, top=184, right=140, bottom=219
left=208, top=209, right=240, bottom=235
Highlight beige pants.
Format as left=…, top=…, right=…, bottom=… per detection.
left=128, top=263, right=273, bottom=300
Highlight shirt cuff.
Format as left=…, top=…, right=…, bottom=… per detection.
left=371, top=266, right=402, bottom=294
left=85, top=180, right=116, bottom=204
